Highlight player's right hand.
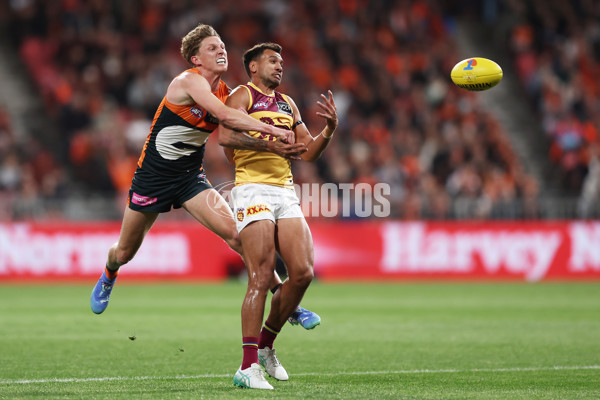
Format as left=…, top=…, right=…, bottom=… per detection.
left=271, top=126, right=295, bottom=144
left=268, top=141, right=307, bottom=160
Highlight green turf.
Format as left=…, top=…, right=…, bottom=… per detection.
left=0, top=282, right=598, bottom=399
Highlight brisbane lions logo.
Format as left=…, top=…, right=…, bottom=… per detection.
left=236, top=208, right=245, bottom=222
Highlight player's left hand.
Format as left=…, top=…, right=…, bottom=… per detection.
left=316, top=90, right=338, bottom=132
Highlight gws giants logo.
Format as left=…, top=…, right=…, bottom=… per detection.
left=236, top=208, right=245, bottom=222
left=190, top=107, right=204, bottom=118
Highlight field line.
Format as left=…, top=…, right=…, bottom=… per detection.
left=2, top=365, right=599, bottom=385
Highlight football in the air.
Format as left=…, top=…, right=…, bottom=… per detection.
left=450, top=57, right=503, bottom=91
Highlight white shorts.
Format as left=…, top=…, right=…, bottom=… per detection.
left=231, top=183, right=304, bottom=232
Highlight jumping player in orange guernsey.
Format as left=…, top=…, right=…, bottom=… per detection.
left=90, top=26, right=320, bottom=332
left=219, top=43, right=338, bottom=390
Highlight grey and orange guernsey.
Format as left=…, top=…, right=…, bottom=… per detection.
left=126, top=68, right=230, bottom=213
left=91, top=69, right=229, bottom=314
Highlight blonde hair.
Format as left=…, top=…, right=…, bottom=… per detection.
left=180, top=24, right=220, bottom=65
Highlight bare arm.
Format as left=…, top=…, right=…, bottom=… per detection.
left=167, top=71, right=294, bottom=143
left=218, top=87, right=306, bottom=161
left=290, top=90, right=339, bottom=162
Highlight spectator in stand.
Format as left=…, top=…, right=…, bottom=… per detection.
left=5, top=0, right=538, bottom=220
left=505, top=0, right=600, bottom=198
left=0, top=104, right=67, bottom=220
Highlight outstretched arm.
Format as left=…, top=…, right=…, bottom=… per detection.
left=218, top=86, right=307, bottom=161
left=168, top=71, right=294, bottom=143
left=290, top=90, right=338, bottom=162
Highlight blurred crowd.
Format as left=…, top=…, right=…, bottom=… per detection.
left=504, top=0, right=600, bottom=213
left=1, top=0, right=542, bottom=220
left=0, top=103, right=70, bottom=220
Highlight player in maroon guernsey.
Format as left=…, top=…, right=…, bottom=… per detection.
left=220, top=43, right=338, bottom=389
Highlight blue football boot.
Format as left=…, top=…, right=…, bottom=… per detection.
left=288, top=306, right=321, bottom=329
left=90, top=271, right=117, bottom=314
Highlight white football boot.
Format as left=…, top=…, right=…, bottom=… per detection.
left=258, top=347, right=289, bottom=381
left=233, top=363, right=274, bottom=390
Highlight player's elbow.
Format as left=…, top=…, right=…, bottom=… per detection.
left=301, top=154, right=315, bottom=162
left=217, top=108, right=241, bottom=130
left=301, top=151, right=321, bottom=162
left=217, top=130, right=232, bottom=147
left=214, top=107, right=233, bottom=127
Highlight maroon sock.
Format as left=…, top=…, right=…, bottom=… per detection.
left=241, top=337, right=258, bottom=369
left=258, top=323, right=280, bottom=350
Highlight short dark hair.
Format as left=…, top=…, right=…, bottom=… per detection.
left=243, top=43, right=282, bottom=77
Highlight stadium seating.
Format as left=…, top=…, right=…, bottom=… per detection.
left=503, top=0, right=600, bottom=198
left=2, top=0, right=542, bottom=220
left=0, top=103, right=69, bottom=221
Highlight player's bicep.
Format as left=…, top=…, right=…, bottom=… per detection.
left=224, top=86, right=250, bottom=111
left=185, top=74, right=230, bottom=119
left=218, top=86, right=251, bottom=148
left=220, top=86, right=250, bottom=136
left=294, top=122, right=313, bottom=146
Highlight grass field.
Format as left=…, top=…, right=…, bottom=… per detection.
left=0, top=282, right=599, bottom=399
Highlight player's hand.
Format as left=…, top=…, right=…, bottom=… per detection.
left=317, top=90, right=338, bottom=132
left=268, top=141, right=307, bottom=160
left=284, top=129, right=295, bottom=144
left=270, top=126, right=295, bottom=144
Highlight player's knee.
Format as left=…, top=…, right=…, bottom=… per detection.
left=290, top=267, right=313, bottom=289
left=225, top=231, right=242, bottom=255
left=249, top=268, right=275, bottom=291
left=258, top=274, right=274, bottom=291
left=247, top=256, right=277, bottom=290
